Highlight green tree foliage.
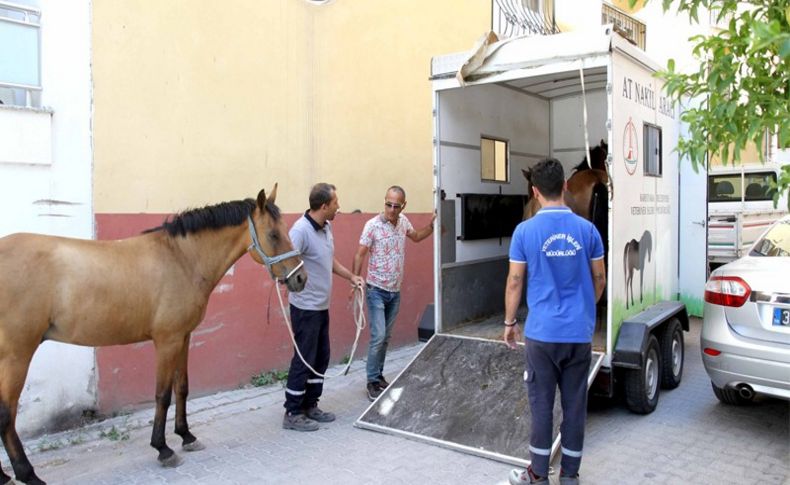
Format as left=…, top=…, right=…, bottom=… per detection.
left=634, top=0, right=790, bottom=206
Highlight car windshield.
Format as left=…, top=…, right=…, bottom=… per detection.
left=750, top=219, right=790, bottom=257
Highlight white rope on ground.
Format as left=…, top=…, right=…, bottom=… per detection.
left=274, top=282, right=367, bottom=378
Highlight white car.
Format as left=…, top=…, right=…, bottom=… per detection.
left=701, top=215, right=790, bottom=404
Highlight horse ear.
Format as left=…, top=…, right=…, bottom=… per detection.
left=256, top=189, right=267, bottom=210
left=521, top=168, right=530, bottom=181
left=268, top=183, right=278, bottom=204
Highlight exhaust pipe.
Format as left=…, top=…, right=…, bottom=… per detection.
left=736, top=384, right=755, bottom=400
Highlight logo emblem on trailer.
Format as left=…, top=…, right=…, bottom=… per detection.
left=623, top=117, right=638, bottom=175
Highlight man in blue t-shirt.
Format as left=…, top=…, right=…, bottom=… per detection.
left=504, top=159, right=606, bottom=485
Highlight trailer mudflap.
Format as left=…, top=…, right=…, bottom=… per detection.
left=355, top=334, right=604, bottom=466
left=613, top=301, right=689, bottom=369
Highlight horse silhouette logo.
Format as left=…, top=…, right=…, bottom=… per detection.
left=623, top=230, right=652, bottom=309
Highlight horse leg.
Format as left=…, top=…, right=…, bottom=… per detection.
left=150, top=338, right=182, bottom=467
left=173, top=335, right=203, bottom=452
left=0, top=352, right=44, bottom=485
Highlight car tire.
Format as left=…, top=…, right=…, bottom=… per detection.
left=624, top=334, right=661, bottom=414
left=711, top=381, right=751, bottom=405
left=659, top=318, right=684, bottom=389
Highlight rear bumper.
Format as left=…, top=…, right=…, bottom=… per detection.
left=701, top=349, right=790, bottom=400
left=701, top=302, right=790, bottom=400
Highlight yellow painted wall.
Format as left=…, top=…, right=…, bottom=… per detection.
left=93, top=0, right=490, bottom=213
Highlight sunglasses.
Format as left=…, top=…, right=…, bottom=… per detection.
left=384, top=202, right=404, bottom=210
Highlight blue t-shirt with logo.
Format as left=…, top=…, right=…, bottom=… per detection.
left=509, top=206, right=604, bottom=343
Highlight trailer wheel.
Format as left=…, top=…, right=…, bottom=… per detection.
left=624, top=334, right=661, bottom=414
left=659, top=318, right=684, bottom=389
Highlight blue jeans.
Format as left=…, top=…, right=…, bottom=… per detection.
left=365, top=285, right=401, bottom=383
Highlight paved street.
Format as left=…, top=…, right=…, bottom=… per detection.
left=4, top=318, right=788, bottom=484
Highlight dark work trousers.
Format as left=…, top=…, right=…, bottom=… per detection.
left=524, top=338, right=591, bottom=477
left=283, top=305, right=330, bottom=415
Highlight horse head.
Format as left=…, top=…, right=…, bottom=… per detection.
left=248, top=184, right=307, bottom=292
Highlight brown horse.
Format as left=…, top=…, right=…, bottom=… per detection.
left=0, top=185, right=306, bottom=485
left=522, top=148, right=610, bottom=262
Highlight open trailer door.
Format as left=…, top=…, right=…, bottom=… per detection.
left=355, top=335, right=604, bottom=466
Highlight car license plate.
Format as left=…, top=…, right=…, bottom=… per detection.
left=773, top=308, right=790, bottom=326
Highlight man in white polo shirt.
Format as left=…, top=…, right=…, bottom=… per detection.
left=353, top=185, right=435, bottom=401
left=283, top=183, right=365, bottom=432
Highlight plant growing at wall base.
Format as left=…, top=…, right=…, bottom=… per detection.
left=250, top=369, right=289, bottom=387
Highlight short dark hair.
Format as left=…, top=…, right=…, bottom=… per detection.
left=531, top=158, right=564, bottom=200
left=309, top=183, right=336, bottom=210
left=387, top=185, right=406, bottom=199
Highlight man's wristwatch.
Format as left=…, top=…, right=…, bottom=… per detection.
left=504, top=318, right=517, bottom=327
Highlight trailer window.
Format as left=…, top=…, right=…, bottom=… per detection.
left=643, top=124, right=662, bottom=176
left=481, top=136, right=509, bottom=182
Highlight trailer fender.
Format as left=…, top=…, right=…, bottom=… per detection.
left=613, top=301, right=689, bottom=369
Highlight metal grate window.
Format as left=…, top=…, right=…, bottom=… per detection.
left=492, top=0, right=559, bottom=39
left=602, top=2, right=646, bottom=50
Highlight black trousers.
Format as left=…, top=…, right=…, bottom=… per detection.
left=524, top=338, right=591, bottom=477
left=283, top=305, right=330, bottom=414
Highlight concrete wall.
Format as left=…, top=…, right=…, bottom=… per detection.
left=89, top=1, right=490, bottom=412
left=0, top=0, right=96, bottom=436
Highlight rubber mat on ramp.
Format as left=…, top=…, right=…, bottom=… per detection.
left=355, top=334, right=603, bottom=467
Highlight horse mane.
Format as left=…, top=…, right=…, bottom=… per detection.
left=144, top=198, right=281, bottom=237
left=572, top=141, right=608, bottom=173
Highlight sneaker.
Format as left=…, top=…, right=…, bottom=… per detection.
left=378, top=376, right=390, bottom=389
left=509, top=466, right=548, bottom=484
left=559, top=472, right=579, bottom=485
left=282, top=412, right=319, bottom=432
left=367, top=381, right=383, bottom=402
left=304, top=406, right=335, bottom=423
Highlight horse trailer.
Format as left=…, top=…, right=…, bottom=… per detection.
left=357, top=27, right=696, bottom=467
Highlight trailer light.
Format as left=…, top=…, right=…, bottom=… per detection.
left=703, top=348, right=722, bottom=356
left=704, top=276, right=751, bottom=307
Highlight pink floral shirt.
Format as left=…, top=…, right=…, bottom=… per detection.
left=359, top=214, right=414, bottom=292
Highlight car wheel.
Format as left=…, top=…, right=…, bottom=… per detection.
left=711, top=381, right=751, bottom=405
left=624, top=334, right=661, bottom=414
left=659, top=318, right=684, bottom=389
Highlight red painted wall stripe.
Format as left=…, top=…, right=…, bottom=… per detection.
left=95, top=212, right=434, bottom=412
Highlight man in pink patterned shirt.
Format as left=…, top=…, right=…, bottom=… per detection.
left=353, top=186, right=435, bottom=401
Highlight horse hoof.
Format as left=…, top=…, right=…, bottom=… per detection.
left=158, top=453, right=183, bottom=468
left=182, top=439, right=205, bottom=452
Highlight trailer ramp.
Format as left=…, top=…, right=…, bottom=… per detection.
left=355, top=334, right=604, bottom=466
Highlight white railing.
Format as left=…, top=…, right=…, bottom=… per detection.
left=0, top=1, right=41, bottom=107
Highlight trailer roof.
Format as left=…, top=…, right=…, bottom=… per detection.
left=431, top=25, right=660, bottom=96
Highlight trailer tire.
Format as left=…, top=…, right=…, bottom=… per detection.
left=659, top=318, right=684, bottom=389
left=624, top=334, right=661, bottom=414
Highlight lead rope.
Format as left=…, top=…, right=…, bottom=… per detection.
left=273, top=282, right=367, bottom=378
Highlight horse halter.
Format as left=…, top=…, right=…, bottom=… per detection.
left=246, top=215, right=304, bottom=281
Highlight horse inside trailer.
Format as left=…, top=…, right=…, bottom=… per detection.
left=357, top=26, right=690, bottom=468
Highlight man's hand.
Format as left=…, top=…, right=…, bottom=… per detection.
left=350, top=274, right=365, bottom=289
left=503, top=324, right=519, bottom=349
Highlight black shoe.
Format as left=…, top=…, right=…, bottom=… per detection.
left=282, top=412, right=319, bottom=432
left=559, top=470, right=579, bottom=485
left=366, top=381, right=383, bottom=402
left=378, top=376, right=390, bottom=389
left=304, top=406, right=335, bottom=423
